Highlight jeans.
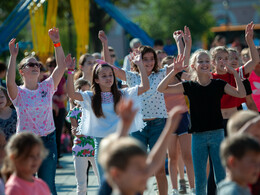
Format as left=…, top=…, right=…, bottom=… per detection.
left=192, top=129, right=226, bottom=195
left=38, top=131, right=57, bottom=195
left=53, top=107, right=66, bottom=160
left=94, top=137, right=103, bottom=183
left=131, top=118, right=166, bottom=150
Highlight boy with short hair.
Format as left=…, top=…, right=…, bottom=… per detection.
left=99, top=105, right=185, bottom=195
left=218, top=134, right=260, bottom=195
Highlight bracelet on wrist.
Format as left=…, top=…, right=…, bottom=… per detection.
left=68, top=68, right=75, bottom=71
left=53, top=42, right=61, bottom=47
left=68, top=71, right=75, bottom=75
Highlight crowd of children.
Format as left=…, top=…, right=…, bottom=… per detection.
left=0, top=20, right=259, bottom=195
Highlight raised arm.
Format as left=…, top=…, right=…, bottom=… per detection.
left=157, top=55, right=186, bottom=94
left=131, top=53, right=149, bottom=95
left=48, top=27, right=67, bottom=89
left=146, top=106, right=185, bottom=175
left=98, top=30, right=126, bottom=81
left=65, top=54, right=83, bottom=101
left=167, top=26, right=192, bottom=75
left=115, top=99, right=138, bottom=138
left=183, top=26, right=192, bottom=71
left=173, top=30, right=184, bottom=55
left=224, top=65, right=246, bottom=98
left=243, top=22, right=259, bottom=74
left=6, top=39, right=19, bottom=100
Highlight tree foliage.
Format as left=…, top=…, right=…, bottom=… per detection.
left=0, top=0, right=145, bottom=55
left=136, top=0, right=216, bottom=42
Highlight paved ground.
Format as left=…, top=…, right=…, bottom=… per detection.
left=56, top=153, right=191, bottom=195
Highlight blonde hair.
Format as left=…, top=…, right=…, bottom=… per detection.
left=189, top=49, right=211, bottom=81
left=1, top=132, right=48, bottom=182
left=210, top=46, right=228, bottom=62
left=241, top=48, right=249, bottom=56
left=227, top=110, right=259, bottom=136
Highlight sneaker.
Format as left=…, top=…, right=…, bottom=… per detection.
left=179, top=179, right=187, bottom=194
left=172, top=189, right=179, bottom=195
left=190, top=188, right=196, bottom=195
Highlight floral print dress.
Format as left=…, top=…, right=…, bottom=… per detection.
left=67, top=107, right=95, bottom=157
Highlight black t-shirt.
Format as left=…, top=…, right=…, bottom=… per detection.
left=183, top=79, right=227, bottom=133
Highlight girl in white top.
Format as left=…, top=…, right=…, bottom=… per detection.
left=6, top=28, right=67, bottom=195
left=99, top=30, right=190, bottom=195
left=66, top=53, right=149, bottom=182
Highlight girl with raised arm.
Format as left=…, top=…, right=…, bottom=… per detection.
left=66, top=52, right=149, bottom=182
left=6, top=27, right=67, bottom=195
left=157, top=42, right=246, bottom=194
left=99, top=29, right=191, bottom=195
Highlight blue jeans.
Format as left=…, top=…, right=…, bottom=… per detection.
left=131, top=118, right=166, bottom=150
left=95, top=137, right=103, bottom=183
left=192, top=129, right=226, bottom=195
left=38, top=131, right=57, bottom=195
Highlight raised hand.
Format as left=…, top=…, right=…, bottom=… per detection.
left=98, top=30, right=107, bottom=44
left=117, top=99, right=138, bottom=135
left=173, top=30, right=184, bottom=42
left=172, top=54, right=186, bottom=73
left=48, top=27, right=60, bottom=43
left=64, top=54, right=75, bottom=70
left=9, top=38, right=19, bottom=57
left=245, top=22, right=254, bottom=43
left=183, top=26, right=192, bottom=48
left=224, top=64, right=236, bottom=75
left=131, top=52, right=143, bottom=67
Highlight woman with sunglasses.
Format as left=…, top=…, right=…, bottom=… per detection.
left=6, top=27, right=67, bottom=195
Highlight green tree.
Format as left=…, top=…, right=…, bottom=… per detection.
left=136, top=0, right=215, bottom=42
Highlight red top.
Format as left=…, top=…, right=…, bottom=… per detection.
left=212, top=66, right=247, bottom=109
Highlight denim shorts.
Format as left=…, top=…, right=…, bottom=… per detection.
left=131, top=118, right=166, bottom=150
left=173, top=112, right=190, bottom=136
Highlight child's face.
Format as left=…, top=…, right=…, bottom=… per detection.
left=0, top=90, right=7, bottom=109
left=81, top=56, right=95, bottom=75
left=194, top=53, right=211, bottom=74
left=117, top=155, right=149, bottom=194
left=80, top=84, right=90, bottom=92
left=229, top=51, right=240, bottom=69
left=213, top=51, right=229, bottom=74
left=14, top=145, right=43, bottom=177
left=95, top=67, right=114, bottom=91
left=142, top=52, right=155, bottom=74
left=241, top=53, right=250, bottom=64
left=232, top=151, right=260, bottom=185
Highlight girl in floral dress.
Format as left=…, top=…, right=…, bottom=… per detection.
left=67, top=79, right=99, bottom=195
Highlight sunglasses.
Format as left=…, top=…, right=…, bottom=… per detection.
left=23, top=62, right=41, bottom=69
left=110, top=54, right=116, bottom=58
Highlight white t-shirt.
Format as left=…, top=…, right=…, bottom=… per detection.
left=124, top=68, right=168, bottom=119
left=77, top=86, right=145, bottom=138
